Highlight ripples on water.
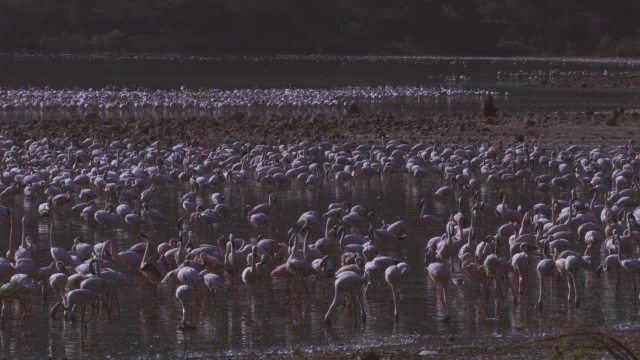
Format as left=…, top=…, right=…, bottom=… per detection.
left=0, top=167, right=636, bottom=359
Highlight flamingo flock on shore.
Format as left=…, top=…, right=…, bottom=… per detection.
left=0, top=133, right=639, bottom=336
left=0, top=85, right=500, bottom=113
left=498, top=69, right=631, bottom=82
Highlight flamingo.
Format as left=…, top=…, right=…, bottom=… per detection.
left=324, top=271, right=367, bottom=326
left=535, top=258, right=556, bottom=311
left=285, top=234, right=317, bottom=299
left=139, top=234, right=166, bottom=285
left=242, top=247, right=259, bottom=299
left=419, top=199, right=441, bottom=227
left=49, top=272, right=68, bottom=302
left=51, top=289, right=101, bottom=327
left=385, top=262, right=410, bottom=320
left=425, top=260, right=451, bottom=322
left=94, top=205, right=118, bottom=227
left=201, top=270, right=224, bottom=304
left=564, top=255, right=593, bottom=307
left=247, top=194, right=277, bottom=214
left=175, top=285, right=196, bottom=330
left=44, top=215, right=80, bottom=267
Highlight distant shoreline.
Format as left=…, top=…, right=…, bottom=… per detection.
left=2, top=52, right=640, bottom=67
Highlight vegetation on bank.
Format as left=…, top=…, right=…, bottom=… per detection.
left=1, top=0, right=640, bottom=56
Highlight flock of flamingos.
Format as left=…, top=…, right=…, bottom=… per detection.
left=0, top=134, right=639, bottom=337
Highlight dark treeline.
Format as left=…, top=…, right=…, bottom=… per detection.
left=1, top=0, right=640, bottom=56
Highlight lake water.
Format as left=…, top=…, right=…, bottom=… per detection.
left=0, top=54, right=639, bottom=120
left=0, top=54, right=638, bottom=358
left=0, top=169, right=636, bottom=359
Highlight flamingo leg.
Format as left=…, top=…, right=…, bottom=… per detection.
left=356, top=289, right=366, bottom=324
left=391, top=284, right=399, bottom=321
left=567, top=273, right=573, bottom=304
left=351, top=292, right=358, bottom=326
left=536, top=275, right=545, bottom=311
left=301, top=277, right=310, bottom=300
left=634, top=273, right=638, bottom=304
left=503, top=274, right=517, bottom=305
left=572, top=273, right=580, bottom=307
left=81, top=305, right=86, bottom=338
left=333, top=300, right=347, bottom=325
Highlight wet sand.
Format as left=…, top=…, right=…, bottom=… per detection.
left=1, top=110, right=639, bottom=146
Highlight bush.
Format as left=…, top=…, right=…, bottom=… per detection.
left=348, top=102, right=361, bottom=116
left=615, top=37, right=640, bottom=56
left=482, top=95, right=497, bottom=117
left=595, top=34, right=615, bottom=56
left=89, top=30, right=126, bottom=51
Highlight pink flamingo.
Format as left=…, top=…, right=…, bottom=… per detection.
left=385, top=262, right=410, bottom=321
left=324, top=271, right=367, bottom=326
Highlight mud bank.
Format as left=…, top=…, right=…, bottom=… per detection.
left=2, top=111, right=639, bottom=146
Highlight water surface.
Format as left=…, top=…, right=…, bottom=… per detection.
left=0, top=54, right=639, bottom=120
left=0, top=171, right=634, bottom=358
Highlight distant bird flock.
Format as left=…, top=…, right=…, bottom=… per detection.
left=0, top=85, right=499, bottom=112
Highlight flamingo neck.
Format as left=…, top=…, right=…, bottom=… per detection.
left=142, top=240, right=152, bottom=264
left=21, top=219, right=26, bottom=248
left=8, top=219, right=15, bottom=255
left=325, top=218, right=331, bottom=238
left=181, top=304, right=188, bottom=326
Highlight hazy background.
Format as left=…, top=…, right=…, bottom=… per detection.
left=1, top=0, right=640, bottom=56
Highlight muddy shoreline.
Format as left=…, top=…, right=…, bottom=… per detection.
left=1, top=110, right=639, bottom=146
left=227, top=328, right=640, bottom=359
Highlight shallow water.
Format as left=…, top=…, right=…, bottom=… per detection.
left=0, top=169, right=636, bottom=359
left=0, top=54, right=639, bottom=121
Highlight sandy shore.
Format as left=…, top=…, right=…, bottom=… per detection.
left=1, top=110, right=638, bottom=146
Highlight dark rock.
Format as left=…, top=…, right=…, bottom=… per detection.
left=348, top=102, right=361, bottom=116
left=482, top=95, right=497, bottom=117
left=358, top=351, right=380, bottom=360
left=607, top=109, right=620, bottom=126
